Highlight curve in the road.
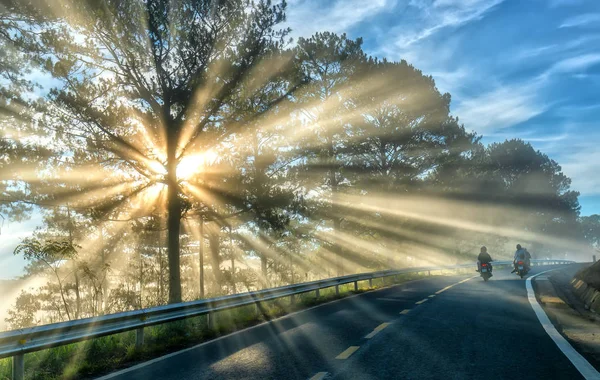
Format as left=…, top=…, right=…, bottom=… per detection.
left=527, top=270, right=600, bottom=380
left=96, top=266, right=598, bottom=380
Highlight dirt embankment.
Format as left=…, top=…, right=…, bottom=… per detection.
left=572, top=261, right=600, bottom=314
left=575, top=260, right=600, bottom=291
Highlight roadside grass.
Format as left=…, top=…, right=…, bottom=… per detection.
left=0, top=269, right=472, bottom=380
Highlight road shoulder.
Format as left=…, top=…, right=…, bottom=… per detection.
left=533, top=264, right=600, bottom=372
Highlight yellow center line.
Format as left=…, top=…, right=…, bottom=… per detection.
left=436, top=276, right=477, bottom=294
left=400, top=309, right=410, bottom=315
left=364, top=322, right=390, bottom=339
left=336, top=346, right=360, bottom=360
left=415, top=298, right=428, bottom=305
left=309, top=372, right=329, bottom=380
left=435, top=285, right=454, bottom=294
left=374, top=322, right=390, bottom=331
left=428, top=295, right=436, bottom=298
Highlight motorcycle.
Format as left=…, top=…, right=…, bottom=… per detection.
left=514, top=260, right=529, bottom=278
left=480, top=262, right=492, bottom=281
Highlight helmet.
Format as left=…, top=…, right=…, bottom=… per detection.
left=480, top=246, right=487, bottom=253
left=516, top=244, right=522, bottom=250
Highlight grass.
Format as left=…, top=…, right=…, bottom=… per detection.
left=0, top=269, right=472, bottom=380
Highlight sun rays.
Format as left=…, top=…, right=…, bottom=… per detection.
left=0, top=1, right=592, bottom=345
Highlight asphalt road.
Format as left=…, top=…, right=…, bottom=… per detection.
left=101, top=265, right=588, bottom=380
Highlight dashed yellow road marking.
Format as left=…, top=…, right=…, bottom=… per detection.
left=309, top=372, right=329, bottom=380
left=415, top=298, right=428, bottom=305
left=436, top=276, right=477, bottom=294
left=336, top=346, right=360, bottom=359
left=428, top=295, right=436, bottom=298
left=364, top=322, right=390, bottom=339
left=400, top=309, right=410, bottom=315
left=435, top=285, right=454, bottom=294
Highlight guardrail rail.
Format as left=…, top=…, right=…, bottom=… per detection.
left=0, top=259, right=574, bottom=379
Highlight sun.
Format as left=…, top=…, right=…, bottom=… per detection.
left=176, top=150, right=218, bottom=180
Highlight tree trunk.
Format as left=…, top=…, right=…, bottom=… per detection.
left=333, top=217, right=343, bottom=276
left=261, top=255, right=268, bottom=282
left=329, top=143, right=343, bottom=277
left=158, top=241, right=164, bottom=302
left=66, top=205, right=81, bottom=318
left=257, top=235, right=270, bottom=288
left=290, top=252, right=294, bottom=284
left=167, top=135, right=182, bottom=304
left=99, top=225, right=106, bottom=314
left=229, top=227, right=235, bottom=294
left=208, top=227, right=224, bottom=290
left=199, top=218, right=204, bottom=298
left=139, top=247, right=143, bottom=307
left=74, top=271, right=81, bottom=319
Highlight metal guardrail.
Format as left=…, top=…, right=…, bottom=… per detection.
left=0, top=259, right=574, bottom=379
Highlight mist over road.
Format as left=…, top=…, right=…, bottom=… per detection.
left=101, top=265, right=589, bottom=380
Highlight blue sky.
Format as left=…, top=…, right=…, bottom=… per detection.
left=286, top=0, right=600, bottom=214
left=2, top=0, right=600, bottom=279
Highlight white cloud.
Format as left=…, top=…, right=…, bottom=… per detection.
left=513, top=44, right=559, bottom=60
left=512, top=35, right=600, bottom=62
left=393, top=0, right=504, bottom=48
left=557, top=103, right=600, bottom=117
left=452, top=79, right=546, bottom=133
left=548, top=0, right=586, bottom=7
left=548, top=53, right=600, bottom=74
left=467, top=53, right=600, bottom=131
left=427, top=67, right=471, bottom=94
left=485, top=131, right=569, bottom=143
left=559, top=13, right=600, bottom=28
left=535, top=123, right=600, bottom=196
left=562, top=149, right=600, bottom=196
left=285, top=0, right=393, bottom=40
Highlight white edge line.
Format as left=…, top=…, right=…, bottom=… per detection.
left=95, top=276, right=438, bottom=379
left=527, top=269, right=600, bottom=380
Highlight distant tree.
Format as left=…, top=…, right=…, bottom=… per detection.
left=434, top=139, right=583, bottom=257
left=14, top=238, right=78, bottom=320
left=294, top=32, right=366, bottom=276
left=5, top=290, right=40, bottom=329
left=580, top=215, right=600, bottom=248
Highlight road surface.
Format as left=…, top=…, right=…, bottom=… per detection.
left=100, top=265, right=592, bottom=380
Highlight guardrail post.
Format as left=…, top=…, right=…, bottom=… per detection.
left=335, top=285, right=339, bottom=296
left=135, top=327, right=144, bottom=349
left=315, top=288, right=320, bottom=298
left=369, top=278, right=373, bottom=288
left=354, top=281, right=358, bottom=291
left=428, top=271, right=431, bottom=276
left=207, top=313, right=214, bottom=330
left=12, top=354, right=24, bottom=380
left=593, top=255, right=597, bottom=263
left=290, top=294, right=296, bottom=305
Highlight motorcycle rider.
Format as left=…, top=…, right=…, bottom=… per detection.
left=477, top=246, right=493, bottom=275
left=524, top=247, right=532, bottom=270
left=512, top=244, right=529, bottom=273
